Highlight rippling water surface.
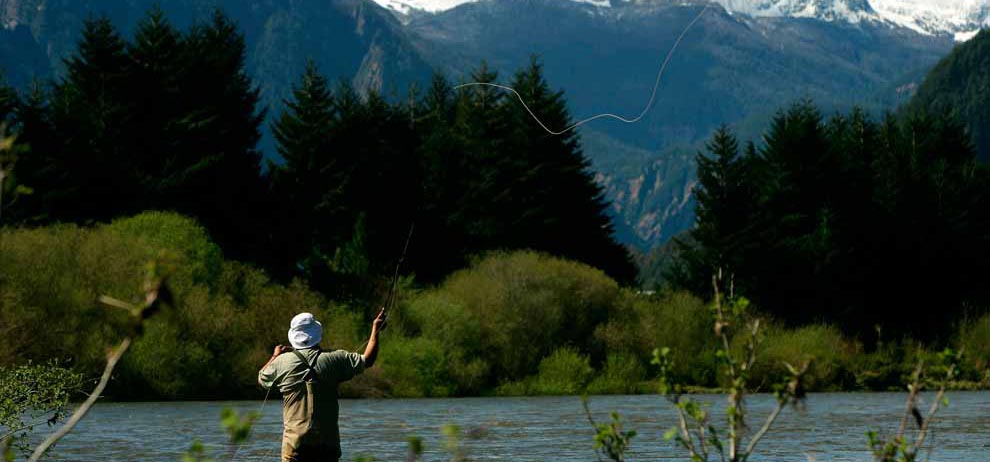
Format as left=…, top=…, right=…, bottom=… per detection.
left=36, top=392, right=990, bottom=461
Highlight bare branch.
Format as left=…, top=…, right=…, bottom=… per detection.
left=912, top=363, right=954, bottom=453
left=897, top=362, right=924, bottom=440
left=26, top=271, right=169, bottom=462
left=743, top=398, right=785, bottom=457
left=27, top=337, right=132, bottom=462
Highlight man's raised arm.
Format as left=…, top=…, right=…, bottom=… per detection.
left=362, top=308, right=386, bottom=368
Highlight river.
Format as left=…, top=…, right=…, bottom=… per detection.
left=32, top=392, right=990, bottom=461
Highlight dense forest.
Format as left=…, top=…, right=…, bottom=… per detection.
left=0, top=8, right=634, bottom=290
left=661, top=31, right=990, bottom=342
left=667, top=103, right=990, bottom=340
left=1, top=9, right=990, bottom=400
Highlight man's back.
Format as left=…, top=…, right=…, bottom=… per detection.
left=259, top=347, right=366, bottom=461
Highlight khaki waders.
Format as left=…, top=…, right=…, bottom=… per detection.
left=281, top=349, right=341, bottom=462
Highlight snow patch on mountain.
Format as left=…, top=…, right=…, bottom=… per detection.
left=373, top=0, right=479, bottom=14
left=717, top=0, right=878, bottom=23
left=370, top=0, right=989, bottom=40
left=870, top=0, right=990, bottom=36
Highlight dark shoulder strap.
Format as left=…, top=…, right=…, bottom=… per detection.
left=291, top=348, right=321, bottom=382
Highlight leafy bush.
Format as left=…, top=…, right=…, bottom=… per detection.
left=0, top=212, right=369, bottom=399
left=956, top=314, right=990, bottom=382
left=378, top=336, right=452, bottom=398
left=586, top=354, right=646, bottom=395
left=532, top=347, right=594, bottom=395
left=744, top=324, right=851, bottom=391
left=595, top=291, right=717, bottom=385
left=401, top=251, right=620, bottom=392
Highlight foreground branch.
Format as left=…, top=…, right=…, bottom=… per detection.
left=27, top=338, right=132, bottom=462
left=26, top=269, right=170, bottom=462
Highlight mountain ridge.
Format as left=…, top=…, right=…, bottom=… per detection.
left=372, top=0, right=990, bottom=39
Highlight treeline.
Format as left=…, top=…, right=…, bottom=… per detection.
left=3, top=212, right=987, bottom=399
left=0, top=7, right=634, bottom=292
left=669, top=102, right=990, bottom=340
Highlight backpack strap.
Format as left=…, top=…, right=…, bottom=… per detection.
left=291, top=348, right=321, bottom=382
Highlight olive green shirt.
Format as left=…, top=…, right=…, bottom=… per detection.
left=258, top=347, right=366, bottom=393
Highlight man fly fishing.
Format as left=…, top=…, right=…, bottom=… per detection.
left=259, top=308, right=385, bottom=462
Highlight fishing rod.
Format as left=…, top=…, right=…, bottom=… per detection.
left=380, top=221, right=415, bottom=330
left=356, top=220, right=415, bottom=352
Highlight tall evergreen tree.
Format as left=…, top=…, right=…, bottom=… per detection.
left=497, top=57, right=634, bottom=282
left=670, top=125, right=756, bottom=295
left=7, top=81, right=53, bottom=224
left=50, top=16, right=135, bottom=222
left=173, top=10, right=267, bottom=262
left=271, top=60, right=342, bottom=278
left=127, top=6, right=183, bottom=205
left=412, top=73, right=476, bottom=280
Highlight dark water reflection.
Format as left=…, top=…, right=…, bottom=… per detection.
left=36, top=392, right=990, bottom=461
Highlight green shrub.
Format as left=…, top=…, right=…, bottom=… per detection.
left=405, top=250, right=620, bottom=389
left=957, top=314, right=990, bottom=382
left=0, top=212, right=373, bottom=399
left=379, top=336, right=453, bottom=397
left=586, top=353, right=646, bottom=395
left=595, top=290, right=717, bottom=385
left=104, top=212, right=223, bottom=287
left=744, top=324, right=851, bottom=391
left=532, top=347, right=594, bottom=395
left=494, top=378, right=533, bottom=396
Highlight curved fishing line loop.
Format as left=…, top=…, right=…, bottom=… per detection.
left=452, top=2, right=711, bottom=136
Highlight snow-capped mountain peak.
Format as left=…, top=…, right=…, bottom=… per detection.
left=373, top=0, right=480, bottom=15
left=370, top=0, right=990, bottom=40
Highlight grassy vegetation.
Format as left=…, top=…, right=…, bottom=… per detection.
left=1, top=212, right=988, bottom=399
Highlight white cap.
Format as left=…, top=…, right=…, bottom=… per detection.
left=288, top=312, right=322, bottom=349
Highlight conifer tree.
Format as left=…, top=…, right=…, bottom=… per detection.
left=174, top=9, right=267, bottom=261
left=271, top=60, right=342, bottom=278
left=127, top=6, right=183, bottom=204
left=497, top=57, right=634, bottom=283
left=671, top=125, right=756, bottom=295
left=7, top=81, right=52, bottom=223
left=50, top=16, right=135, bottom=222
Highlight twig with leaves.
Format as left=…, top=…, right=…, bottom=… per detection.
left=0, top=362, right=86, bottom=458
left=867, top=349, right=961, bottom=462
left=24, top=259, right=174, bottom=462
left=582, top=397, right=637, bottom=462
left=653, top=269, right=807, bottom=462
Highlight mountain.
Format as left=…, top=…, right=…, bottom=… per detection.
left=909, top=29, right=990, bottom=161
left=373, top=0, right=990, bottom=39
left=0, top=0, right=432, bottom=120
left=398, top=0, right=952, bottom=248
left=0, top=0, right=961, bottom=251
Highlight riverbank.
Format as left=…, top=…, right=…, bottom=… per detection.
left=3, top=212, right=990, bottom=401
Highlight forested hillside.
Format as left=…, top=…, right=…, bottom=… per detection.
left=909, top=29, right=990, bottom=161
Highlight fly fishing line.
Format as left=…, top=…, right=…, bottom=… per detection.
left=453, top=2, right=711, bottom=136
